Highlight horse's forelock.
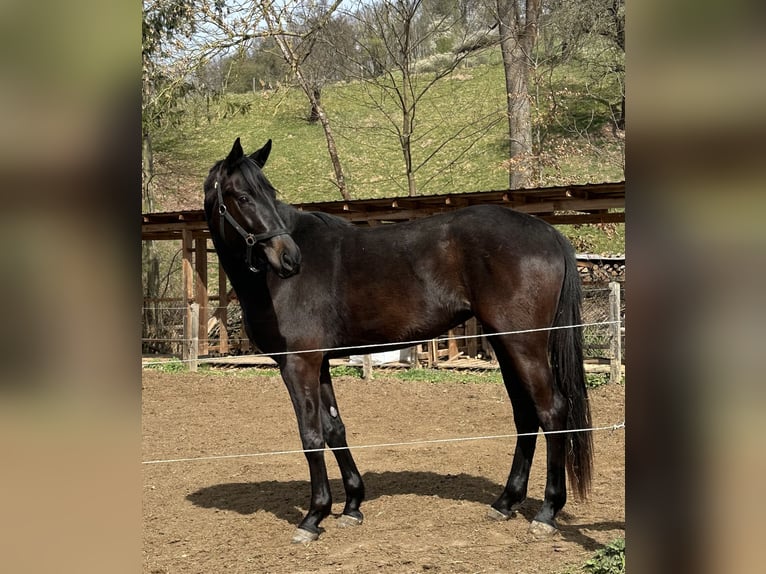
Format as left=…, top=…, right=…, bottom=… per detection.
left=238, top=156, right=278, bottom=200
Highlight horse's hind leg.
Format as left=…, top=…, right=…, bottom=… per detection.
left=491, top=335, right=569, bottom=534
left=488, top=341, right=540, bottom=520
left=319, top=358, right=365, bottom=526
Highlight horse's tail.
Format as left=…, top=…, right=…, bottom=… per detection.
left=549, top=237, right=593, bottom=500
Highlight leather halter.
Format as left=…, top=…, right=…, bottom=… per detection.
left=215, top=179, right=290, bottom=273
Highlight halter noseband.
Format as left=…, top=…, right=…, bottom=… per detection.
left=215, top=179, right=290, bottom=273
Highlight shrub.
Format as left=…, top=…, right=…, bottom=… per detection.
left=583, top=538, right=625, bottom=574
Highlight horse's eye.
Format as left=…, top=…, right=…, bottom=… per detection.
left=238, top=195, right=249, bottom=203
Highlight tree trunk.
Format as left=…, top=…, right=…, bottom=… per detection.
left=501, top=40, right=533, bottom=189
left=304, top=82, right=350, bottom=200
left=309, top=87, right=321, bottom=123
left=268, top=35, right=349, bottom=199
left=142, top=130, right=162, bottom=349
left=609, top=0, right=625, bottom=131
left=495, top=0, right=540, bottom=190
left=401, top=101, right=417, bottom=196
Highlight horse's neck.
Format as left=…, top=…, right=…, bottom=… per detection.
left=275, top=200, right=300, bottom=229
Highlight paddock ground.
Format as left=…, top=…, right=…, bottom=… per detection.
left=142, top=370, right=625, bottom=573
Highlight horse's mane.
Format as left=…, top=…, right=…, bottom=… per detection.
left=238, top=157, right=278, bottom=200
left=309, top=210, right=353, bottom=228
left=223, top=156, right=352, bottom=230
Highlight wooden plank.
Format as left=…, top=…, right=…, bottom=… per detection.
left=512, top=197, right=624, bottom=214
left=143, top=183, right=625, bottom=239
left=447, top=330, right=459, bottom=360
left=217, top=263, right=229, bottom=355
left=466, top=319, right=478, bottom=358
left=142, top=221, right=209, bottom=234
left=143, top=295, right=224, bottom=303
left=427, top=340, right=438, bottom=367
left=195, top=237, right=208, bottom=355
left=540, top=212, right=625, bottom=225
left=609, top=282, right=623, bottom=384
left=181, top=228, right=194, bottom=363
left=187, top=303, right=199, bottom=371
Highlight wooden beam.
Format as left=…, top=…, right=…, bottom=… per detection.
left=466, top=318, right=478, bottom=358
left=195, top=237, right=208, bottom=355
left=217, top=262, right=229, bottom=355
left=539, top=212, right=625, bottom=225
left=181, top=228, right=194, bottom=362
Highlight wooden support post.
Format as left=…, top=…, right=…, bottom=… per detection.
left=362, top=354, right=373, bottom=380
left=447, top=330, right=459, bottom=360
left=217, top=263, right=229, bottom=355
left=609, top=281, right=623, bottom=383
left=409, top=346, right=420, bottom=368
left=427, top=340, right=438, bottom=367
left=189, top=303, right=199, bottom=372
left=181, top=229, right=194, bottom=361
left=195, top=237, right=208, bottom=355
left=466, top=318, right=478, bottom=358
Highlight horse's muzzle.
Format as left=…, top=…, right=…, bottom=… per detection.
left=265, top=234, right=301, bottom=278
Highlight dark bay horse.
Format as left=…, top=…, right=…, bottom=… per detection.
left=204, top=138, right=593, bottom=543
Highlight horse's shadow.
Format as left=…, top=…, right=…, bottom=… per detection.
left=186, top=470, right=623, bottom=550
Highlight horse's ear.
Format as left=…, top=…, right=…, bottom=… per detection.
left=223, top=137, right=244, bottom=171
left=249, top=139, right=272, bottom=168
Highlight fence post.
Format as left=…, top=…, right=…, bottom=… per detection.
left=217, top=264, right=229, bottom=355
left=184, top=303, right=200, bottom=372
left=362, top=354, right=373, bottom=380
left=427, top=340, right=438, bottom=367
left=409, top=346, right=421, bottom=368
left=608, top=282, right=622, bottom=384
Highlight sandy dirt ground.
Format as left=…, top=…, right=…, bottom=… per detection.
left=143, top=369, right=625, bottom=573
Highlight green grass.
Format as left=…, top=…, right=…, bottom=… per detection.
left=194, top=364, right=619, bottom=388
left=391, top=367, right=504, bottom=384
left=143, top=359, right=187, bottom=373
left=152, top=51, right=625, bottom=257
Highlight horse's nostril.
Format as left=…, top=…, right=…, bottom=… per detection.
left=281, top=250, right=301, bottom=274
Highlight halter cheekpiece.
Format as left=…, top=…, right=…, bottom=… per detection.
left=215, top=179, right=289, bottom=273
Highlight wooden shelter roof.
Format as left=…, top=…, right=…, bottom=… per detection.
left=142, top=181, right=624, bottom=242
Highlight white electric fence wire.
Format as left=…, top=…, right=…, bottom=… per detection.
left=141, top=320, right=619, bottom=367
left=142, top=421, right=625, bottom=465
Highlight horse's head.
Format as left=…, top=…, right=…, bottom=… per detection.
left=204, top=138, right=301, bottom=278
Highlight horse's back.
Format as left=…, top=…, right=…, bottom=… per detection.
left=451, top=204, right=564, bottom=248
left=445, top=206, right=570, bottom=328
left=439, top=205, right=569, bottom=281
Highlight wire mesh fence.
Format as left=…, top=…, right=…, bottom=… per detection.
left=582, top=284, right=625, bottom=361
left=142, top=282, right=625, bottom=370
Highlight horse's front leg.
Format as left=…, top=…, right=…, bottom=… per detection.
left=319, top=357, right=365, bottom=526
left=279, top=353, right=332, bottom=543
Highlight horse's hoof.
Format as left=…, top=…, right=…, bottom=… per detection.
left=487, top=507, right=515, bottom=521
left=291, top=527, right=319, bottom=544
left=529, top=520, right=558, bottom=538
left=337, top=513, right=363, bottom=528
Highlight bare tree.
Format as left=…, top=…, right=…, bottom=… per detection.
left=258, top=0, right=351, bottom=200
left=527, top=0, right=625, bottom=182
left=143, top=0, right=202, bottom=345
left=345, top=0, right=495, bottom=196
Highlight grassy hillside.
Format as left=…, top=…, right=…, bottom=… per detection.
left=150, top=52, right=624, bottom=253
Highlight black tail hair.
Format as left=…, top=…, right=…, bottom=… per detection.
left=549, top=237, right=593, bottom=499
